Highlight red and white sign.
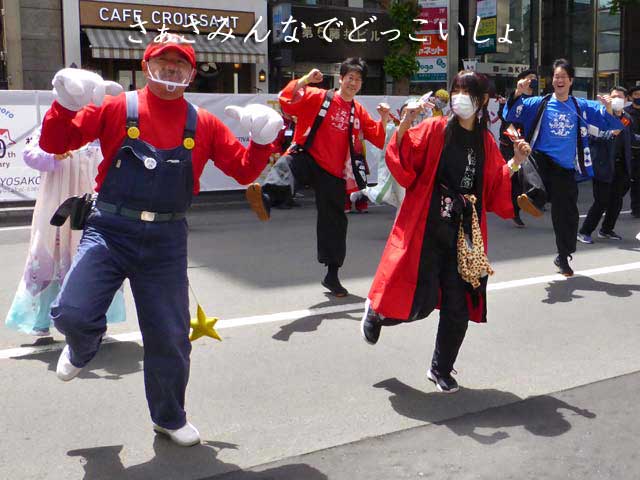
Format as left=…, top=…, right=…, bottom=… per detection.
left=417, top=7, right=448, bottom=32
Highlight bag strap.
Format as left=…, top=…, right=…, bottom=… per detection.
left=346, top=96, right=357, bottom=161
left=525, top=93, right=552, bottom=146
left=571, top=96, right=587, bottom=175
left=303, top=89, right=334, bottom=150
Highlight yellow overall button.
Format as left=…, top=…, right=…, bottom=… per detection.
left=183, top=137, right=195, bottom=150
left=127, top=126, right=140, bottom=139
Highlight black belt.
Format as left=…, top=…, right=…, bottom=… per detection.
left=96, top=201, right=186, bottom=222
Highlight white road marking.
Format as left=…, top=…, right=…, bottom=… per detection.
left=0, top=225, right=31, bottom=232
left=2, top=261, right=640, bottom=361
left=579, top=209, right=630, bottom=219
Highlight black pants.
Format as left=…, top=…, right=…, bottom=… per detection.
left=580, top=161, right=630, bottom=235
left=535, top=152, right=579, bottom=257
left=429, top=249, right=470, bottom=377
left=411, top=190, right=469, bottom=376
left=279, top=151, right=348, bottom=267
left=629, top=157, right=640, bottom=215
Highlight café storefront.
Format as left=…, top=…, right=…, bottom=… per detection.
left=62, top=0, right=269, bottom=93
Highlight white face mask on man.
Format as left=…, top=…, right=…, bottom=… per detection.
left=611, top=97, right=625, bottom=112
left=451, top=94, right=477, bottom=120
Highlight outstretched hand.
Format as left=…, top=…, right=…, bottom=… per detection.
left=52, top=68, right=123, bottom=111
left=224, top=104, right=284, bottom=145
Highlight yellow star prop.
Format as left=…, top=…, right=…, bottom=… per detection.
left=189, top=304, right=222, bottom=343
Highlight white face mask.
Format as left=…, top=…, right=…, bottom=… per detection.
left=451, top=94, right=477, bottom=120
left=611, top=97, right=625, bottom=112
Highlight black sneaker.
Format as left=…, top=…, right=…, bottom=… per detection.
left=554, top=255, right=574, bottom=277
left=512, top=215, right=525, bottom=228
left=360, top=298, right=382, bottom=345
left=321, top=275, right=348, bottom=297
left=427, top=369, right=459, bottom=393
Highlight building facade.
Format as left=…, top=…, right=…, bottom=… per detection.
left=1, top=0, right=270, bottom=93
left=456, top=0, right=632, bottom=98
left=267, top=0, right=392, bottom=94
left=1, top=0, right=637, bottom=94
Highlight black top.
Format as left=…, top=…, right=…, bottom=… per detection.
left=438, top=121, right=481, bottom=194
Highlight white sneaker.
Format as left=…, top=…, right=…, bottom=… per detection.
left=350, top=191, right=363, bottom=203
left=30, top=328, right=51, bottom=337
left=56, top=345, right=83, bottom=381
left=153, top=421, right=201, bottom=447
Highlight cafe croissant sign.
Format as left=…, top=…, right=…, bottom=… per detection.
left=79, top=0, right=256, bottom=34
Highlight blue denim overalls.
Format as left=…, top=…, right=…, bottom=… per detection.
left=51, top=91, right=198, bottom=430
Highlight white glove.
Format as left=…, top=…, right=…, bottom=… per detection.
left=225, top=104, right=284, bottom=145
left=52, top=68, right=123, bottom=111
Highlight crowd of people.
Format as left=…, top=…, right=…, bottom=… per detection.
left=3, top=33, right=640, bottom=446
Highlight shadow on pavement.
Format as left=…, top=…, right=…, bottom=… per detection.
left=13, top=340, right=143, bottom=380
left=542, top=275, right=640, bottom=304
left=67, top=436, right=327, bottom=480
left=373, top=378, right=596, bottom=445
left=272, top=294, right=365, bottom=342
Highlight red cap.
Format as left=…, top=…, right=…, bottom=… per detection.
left=143, top=34, right=196, bottom=69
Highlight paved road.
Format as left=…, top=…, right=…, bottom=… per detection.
left=1, top=184, right=639, bottom=479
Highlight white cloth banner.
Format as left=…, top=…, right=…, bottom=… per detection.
left=0, top=90, right=407, bottom=202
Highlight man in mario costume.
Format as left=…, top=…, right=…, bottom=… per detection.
left=39, top=34, right=282, bottom=446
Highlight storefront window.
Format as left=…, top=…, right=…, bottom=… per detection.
left=541, top=0, right=595, bottom=97
left=596, top=0, right=621, bottom=94
left=484, top=0, right=532, bottom=66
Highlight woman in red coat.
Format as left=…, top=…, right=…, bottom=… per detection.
left=360, top=71, right=532, bottom=393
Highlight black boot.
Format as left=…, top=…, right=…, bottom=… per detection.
left=322, top=265, right=348, bottom=297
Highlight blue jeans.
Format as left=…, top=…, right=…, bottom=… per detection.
left=51, top=209, right=191, bottom=429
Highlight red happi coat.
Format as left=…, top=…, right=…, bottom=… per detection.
left=368, top=116, right=514, bottom=323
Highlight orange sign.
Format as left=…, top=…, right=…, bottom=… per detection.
left=415, top=33, right=448, bottom=57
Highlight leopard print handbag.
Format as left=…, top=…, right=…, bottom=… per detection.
left=457, top=194, right=494, bottom=289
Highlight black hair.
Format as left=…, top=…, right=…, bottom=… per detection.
left=628, top=85, right=640, bottom=96
left=444, top=70, right=489, bottom=160
left=517, top=69, right=537, bottom=81
left=339, top=57, right=367, bottom=80
left=611, top=85, right=627, bottom=96
left=553, top=58, right=575, bottom=79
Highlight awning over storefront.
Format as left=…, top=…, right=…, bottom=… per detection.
left=84, top=28, right=266, bottom=64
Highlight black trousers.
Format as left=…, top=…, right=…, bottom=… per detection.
left=280, top=151, right=348, bottom=267
left=535, top=152, right=579, bottom=257
left=429, top=249, right=470, bottom=377
left=580, top=161, right=630, bottom=235
left=629, top=157, right=640, bottom=215
left=410, top=191, right=469, bottom=376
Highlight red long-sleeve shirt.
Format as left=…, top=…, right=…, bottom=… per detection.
left=278, top=80, right=385, bottom=178
left=39, top=86, right=274, bottom=193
